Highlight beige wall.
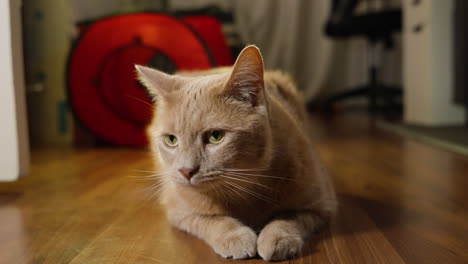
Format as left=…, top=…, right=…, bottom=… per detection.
left=24, top=0, right=74, bottom=146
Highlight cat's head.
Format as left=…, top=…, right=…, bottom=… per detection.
left=136, top=46, right=272, bottom=187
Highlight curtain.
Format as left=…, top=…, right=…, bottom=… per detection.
left=233, top=0, right=334, bottom=100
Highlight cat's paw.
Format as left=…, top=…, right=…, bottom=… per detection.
left=212, top=226, right=257, bottom=259
left=257, top=226, right=304, bottom=261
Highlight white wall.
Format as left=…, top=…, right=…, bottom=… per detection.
left=403, top=0, right=465, bottom=125
left=0, top=0, right=29, bottom=181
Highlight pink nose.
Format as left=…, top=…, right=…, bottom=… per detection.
left=178, top=166, right=200, bottom=181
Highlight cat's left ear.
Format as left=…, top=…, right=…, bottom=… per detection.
left=135, top=65, right=175, bottom=98
left=224, top=45, right=264, bottom=106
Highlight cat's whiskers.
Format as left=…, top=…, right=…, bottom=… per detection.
left=208, top=182, right=219, bottom=198
left=144, top=176, right=171, bottom=200
left=139, top=184, right=164, bottom=202
left=125, top=94, right=156, bottom=110
left=223, top=188, right=238, bottom=201
left=129, top=169, right=159, bottom=173
left=127, top=167, right=170, bottom=180
left=219, top=170, right=295, bottom=181
left=148, top=183, right=168, bottom=200
left=219, top=174, right=278, bottom=192
left=210, top=181, right=231, bottom=202
left=216, top=182, right=236, bottom=201
left=127, top=174, right=166, bottom=181
left=149, top=179, right=166, bottom=190
left=222, top=181, right=251, bottom=204
left=224, top=181, right=276, bottom=204
left=219, top=167, right=270, bottom=172
left=127, top=169, right=167, bottom=180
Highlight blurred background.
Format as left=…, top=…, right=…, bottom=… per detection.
left=3, top=0, right=468, bottom=180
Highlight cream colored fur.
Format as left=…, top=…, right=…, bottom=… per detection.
left=136, top=46, right=337, bottom=261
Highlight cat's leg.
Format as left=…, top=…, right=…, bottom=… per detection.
left=257, top=211, right=326, bottom=261
left=168, top=211, right=257, bottom=259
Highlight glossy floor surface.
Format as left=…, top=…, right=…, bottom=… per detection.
left=1, top=112, right=467, bottom=263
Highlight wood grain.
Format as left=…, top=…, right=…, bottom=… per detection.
left=1, top=112, right=467, bottom=263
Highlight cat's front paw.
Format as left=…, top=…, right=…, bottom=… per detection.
left=257, top=226, right=304, bottom=261
left=212, top=226, right=257, bottom=259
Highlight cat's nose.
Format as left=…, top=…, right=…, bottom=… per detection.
left=178, top=166, right=200, bottom=181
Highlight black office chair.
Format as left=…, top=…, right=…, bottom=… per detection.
left=308, top=0, right=402, bottom=114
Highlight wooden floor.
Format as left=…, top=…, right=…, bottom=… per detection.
left=1, top=111, right=468, bottom=264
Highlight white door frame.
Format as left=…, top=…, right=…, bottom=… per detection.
left=0, top=0, right=29, bottom=181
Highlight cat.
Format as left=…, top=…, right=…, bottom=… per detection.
left=135, top=45, right=337, bottom=261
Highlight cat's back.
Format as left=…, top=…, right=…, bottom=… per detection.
left=264, top=71, right=308, bottom=123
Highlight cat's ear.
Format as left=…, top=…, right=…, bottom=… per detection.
left=135, top=65, right=174, bottom=98
left=224, top=45, right=264, bottom=106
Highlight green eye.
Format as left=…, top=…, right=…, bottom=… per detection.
left=164, top=135, right=178, bottom=147
left=208, top=130, right=225, bottom=144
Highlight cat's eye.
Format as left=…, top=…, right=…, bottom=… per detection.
left=207, top=130, right=225, bottom=144
left=164, top=135, right=178, bottom=147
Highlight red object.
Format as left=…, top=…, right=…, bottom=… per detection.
left=69, top=13, right=232, bottom=147
left=183, top=16, right=233, bottom=66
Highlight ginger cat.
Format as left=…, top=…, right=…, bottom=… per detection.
left=136, top=46, right=337, bottom=261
